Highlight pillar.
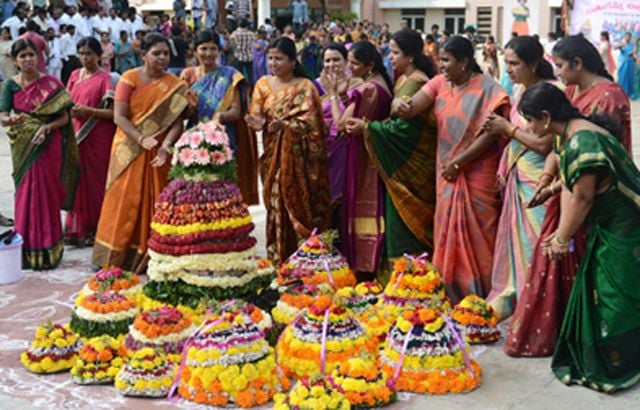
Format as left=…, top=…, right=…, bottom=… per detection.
left=257, top=0, right=271, bottom=27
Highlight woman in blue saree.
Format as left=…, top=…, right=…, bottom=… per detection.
left=181, top=30, right=258, bottom=205
left=617, top=32, right=636, bottom=99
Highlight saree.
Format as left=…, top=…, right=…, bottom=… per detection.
left=64, top=69, right=116, bottom=242
left=366, top=71, right=437, bottom=279
left=341, top=80, right=392, bottom=274
left=250, top=76, right=330, bottom=264
left=92, top=70, right=188, bottom=273
left=181, top=65, right=258, bottom=205
left=565, top=82, right=632, bottom=153
left=617, top=43, right=635, bottom=99
left=0, top=75, right=77, bottom=270
left=423, top=73, right=510, bottom=302
left=504, top=80, right=630, bottom=356
left=551, top=130, right=640, bottom=392
left=488, top=88, right=548, bottom=320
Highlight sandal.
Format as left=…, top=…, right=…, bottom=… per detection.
left=0, top=213, right=14, bottom=226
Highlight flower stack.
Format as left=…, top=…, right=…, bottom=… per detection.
left=71, top=291, right=139, bottom=338
left=380, top=307, right=482, bottom=394
left=376, top=256, right=445, bottom=326
left=115, top=347, right=176, bottom=397
left=276, top=295, right=378, bottom=381
left=124, top=306, right=196, bottom=363
left=202, top=299, right=273, bottom=334
left=271, top=282, right=331, bottom=331
left=143, top=122, right=275, bottom=315
left=76, top=267, right=142, bottom=306
left=332, top=356, right=396, bottom=408
left=451, top=295, right=500, bottom=344
left=277, top=231, right=356, bottom=289
left=20, top=322, right=81, bottom=374
left=177, top=310, right=280, bottom=407
left=336, top=282, right=383, bottom=318
left=273, top=375, right=351, bottom=410
left=70, top=335, right=125, bottom=384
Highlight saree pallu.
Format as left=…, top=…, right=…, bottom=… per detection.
left=92, top=71, right=188, bottom=273
left=551, top=130, right=640, bottom=392
left=488, top=97, right=547, bottom=320
left=2, top=76, right=77, bottom=270
left=423, top=74, right=510, bottom=302
left=617, top=44, right=635, bottom=99
left=250, top=77, right=330, bottom=264
left=565, top=82, right=632, bottom=153
left=366, top=73, right=437, bottom=282
left=185, top=65, right=259, bottom=205
left=504, top=194, right=584, bottom=357
left=65, top=69, right=116, bottom=241
left=341, top=81, right=391, bottom=273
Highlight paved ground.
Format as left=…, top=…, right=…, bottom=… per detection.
left=0, top=103, right=639, bottom=409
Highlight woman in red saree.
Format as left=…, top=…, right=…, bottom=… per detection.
left=92, top=34, right=188, bottom=273
left=0, top=39, right=77, bottom=270
left=504, top=35, right=633, bottom=357
left=64, top=37, right=116, bottom=247
left=246, top=37, right=330, bottom=264
left=397, top=36, right=510, bottom=302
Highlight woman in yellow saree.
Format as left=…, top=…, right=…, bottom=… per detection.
left=92, top=34, right=188, bottom=273
left=246, top=37, right=330, bottom=264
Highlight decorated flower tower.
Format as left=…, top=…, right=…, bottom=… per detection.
left=141, top=122, right=275, bottom=318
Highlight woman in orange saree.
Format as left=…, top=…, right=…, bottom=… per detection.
left=397, top=36, right=510, bottom=302
left=92, top=34, right=188, bottom=273
left=246, top=37, right=330, bottom=264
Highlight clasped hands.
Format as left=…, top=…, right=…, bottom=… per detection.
left=244, top=113, right=285, bottom=133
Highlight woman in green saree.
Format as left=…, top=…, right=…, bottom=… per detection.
left=518, top=82, right=640, bottom=392
left=0, top=39, right=77, bottom=270
left=345, top=29, right=438, bottom=280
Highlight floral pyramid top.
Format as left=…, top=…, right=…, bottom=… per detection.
left=451, top=295, right=500, bottom=344
left=20, top=322, right=81, bottom=374
left=170, top=121, right=236, bottom=181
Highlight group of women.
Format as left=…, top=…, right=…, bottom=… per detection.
left=2, top=27, right=640, bottom=393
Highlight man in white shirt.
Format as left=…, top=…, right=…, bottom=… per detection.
left=47, top=7, right=65, bottom=35
left=60, top=24, right=81, bottom=84
left=70, top=6, right=91, bottom=38
left=120, top=10, right=133, bottom=39
left=191, top=0, right=203, bottom=31
left=1, top=2, right=28, bottom=40
left=108, top=7, right=123, bottom=44
left=91, top=8, right=110, bottom=39
left=128, top=7, right=145, bottom=39
left=32, top=7, right=49, bottom=33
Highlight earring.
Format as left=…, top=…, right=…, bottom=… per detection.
left=544, top=123, right=549, bottom=130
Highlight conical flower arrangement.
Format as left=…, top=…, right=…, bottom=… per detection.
left=71, top=291, right=139, bottom=338
left=176, top=310, right=280, bottom=407
left=451, top=295, right=500, bottom=344
left=332, top=356, right=396, bottom=408
left=20, top=322, right=81, bottom=374
left=380, top=306, right=482, bottom=394
left=276, top=295, right=378, bottom=381
left=70, top=335, right=125, bottom=384
left=76, top=267, right=142, bottom=306
left=273, top=374, right=351, bottom=410
left=142, top=122, right=275, bottom=316
left=115, top=347, right=176, bottom=397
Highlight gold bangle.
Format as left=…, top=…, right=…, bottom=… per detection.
left=553, top=234, right=570, bottom=247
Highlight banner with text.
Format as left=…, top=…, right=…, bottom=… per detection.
left=570, top=0, right=640, bottom=44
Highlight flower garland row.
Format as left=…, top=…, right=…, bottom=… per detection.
left=147, top=247, right=257, bottom=275
left=150, top=214, right=252, bottom=236
left=149, top=223, right=254, bottom=245
left=148, top=235, right=256, bottom=256
left=158, top=179, right=241, bottom=205
left=152, top=201, right=249, bottom=226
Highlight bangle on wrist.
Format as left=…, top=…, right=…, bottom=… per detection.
left=509, top=125, right=519, bottom=139
left=553, top=233, right=570, bottom=247
left=540, top=171, right=554, bottom=180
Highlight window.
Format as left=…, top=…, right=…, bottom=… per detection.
left=477, top=7, right=492, bottom=38
left=444, top=8, right=465, bottom=34
left=401, top=8, right=426, bottom=33
left=551, top=8, right=563, bottom=35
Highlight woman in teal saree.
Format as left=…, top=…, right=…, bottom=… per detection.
left=518, top=82, right=640, bottom=393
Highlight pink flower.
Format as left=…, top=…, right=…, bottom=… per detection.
left=205, top=129, right=225, bottom=146
left=189, top=131, right=204, bottom=148
left=211, top=150, right=227, bottom=165
left=175, top=134, right=190, bottom=148
left=179, top=148, right=194, bottom=166
left=224, top=146, right=234, bottom=161
left=194, top=148, right=211, bottom=165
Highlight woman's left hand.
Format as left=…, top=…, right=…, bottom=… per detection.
left=482, top=113, right=511, bottom=136
left=542, top=233, right=570, bottom=260
left=31, top=125, right=50, bottom=145
left=344, top=117, right=365, bottom=136
left=150, top=147, right=168, bottom=167
left=441, top=161, right=461, bottom=182
left=71, top=104, right=91, bottom=118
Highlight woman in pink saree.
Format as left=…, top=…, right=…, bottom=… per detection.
left=0, top=39, right=77, bottom=270
left=64, top=37, right=116, bottom=246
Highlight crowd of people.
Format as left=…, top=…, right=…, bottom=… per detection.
left=0, top=0, right=639, bottom=397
